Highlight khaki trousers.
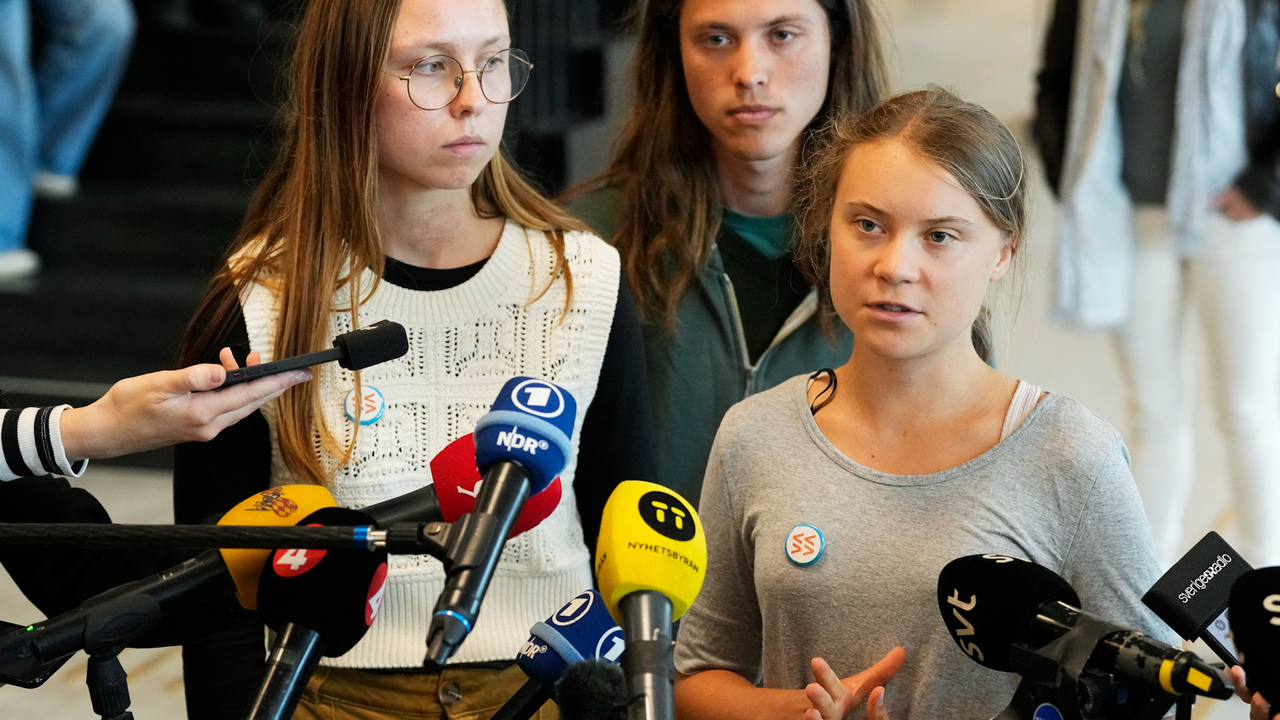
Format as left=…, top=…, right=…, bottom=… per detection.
left=292, top=665, right=559, bottom=720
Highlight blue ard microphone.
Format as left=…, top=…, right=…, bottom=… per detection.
left=492, top=589, right=626, bottom=720
left=520, top=589, right=625, bottom=684
left=425, top=377, right=577, bottom=664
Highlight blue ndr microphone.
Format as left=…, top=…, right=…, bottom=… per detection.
left=519, top=589, right=625, bottom=686
left=426, top=377, right=577, bottom=664
left=491, top=589, right=625, bottom=720
left=474, top=377, right=576, bottom=495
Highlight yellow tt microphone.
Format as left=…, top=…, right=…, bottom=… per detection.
left=216, top=485, right=336, bottom=609
left=594, top=481, right=706, bottom=720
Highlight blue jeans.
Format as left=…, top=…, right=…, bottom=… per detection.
left=0, top=0, right=135, bottom=252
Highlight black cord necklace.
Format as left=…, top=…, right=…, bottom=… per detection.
left=809, top=368, right=837, bottom=415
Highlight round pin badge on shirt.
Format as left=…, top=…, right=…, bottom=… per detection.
left=344, top=386, right=386, bottom=425
left=785, top=523, right=824, bottom=566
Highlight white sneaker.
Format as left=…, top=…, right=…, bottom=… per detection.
left=0, top=248, right=41, bottom=280
left=31, top=171, right=79, bottom=199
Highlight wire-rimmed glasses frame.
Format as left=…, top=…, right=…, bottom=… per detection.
left=391, top=48, right=533, bottom=111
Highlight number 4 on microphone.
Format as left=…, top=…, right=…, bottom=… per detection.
left=273, top=547, right=328, bottom=577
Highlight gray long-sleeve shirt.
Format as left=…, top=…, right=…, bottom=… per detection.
left=674, top=375, right=1177, bottom=720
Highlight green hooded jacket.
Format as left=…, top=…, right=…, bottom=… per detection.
left=567, top=188, right=853, bottom=508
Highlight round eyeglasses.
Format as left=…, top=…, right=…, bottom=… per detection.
left=392, top=48, right=533, bottom=111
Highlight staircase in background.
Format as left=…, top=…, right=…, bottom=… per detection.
left=0, top=0, right=621, bottom=467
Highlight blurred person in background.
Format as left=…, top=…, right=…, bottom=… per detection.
left=1035, top=0, right=1280, bottom=567
left=565, top=0, right=886, bottom=506
left=0, top=0, right=136, bottom=279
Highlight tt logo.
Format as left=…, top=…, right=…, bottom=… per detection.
left=650, top=500, right=686, bottom=530
left=638, top=490, right=696, bottom=542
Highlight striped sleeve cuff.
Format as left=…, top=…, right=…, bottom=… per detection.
left=1, top=406, right=88, bottom=481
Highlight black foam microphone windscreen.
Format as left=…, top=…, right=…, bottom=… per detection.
left=256, top=507, right=388, bottom=657
left=556, top=658, right=627, bottom=720
left=1229, top=568, right=1280, bottom=706
left=937, top=554, right=1080, bottom=671
left=336, top=319, right=409, bottom=371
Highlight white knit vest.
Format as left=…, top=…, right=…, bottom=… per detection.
left=239, top=220, right=620, bottom=667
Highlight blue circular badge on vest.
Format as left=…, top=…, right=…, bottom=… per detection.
left=1032, top=703, right=1064, bottom=720
left=344, top=386, right=386, bottom=425
left=785, top=524, right=824, bottom=566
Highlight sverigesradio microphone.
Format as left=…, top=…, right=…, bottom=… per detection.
left=1143, top=531, right=1250, bottom=665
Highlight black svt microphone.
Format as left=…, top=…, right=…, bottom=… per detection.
left=937, top=554, right=1232, bottom=699
left=1229, top=567, right=1280, bottom=717
left=221, top=319, right=409, bottom=387
left=1143, top=531, right=1250, bottom=665
left=247, top=507, right=389, bottom=720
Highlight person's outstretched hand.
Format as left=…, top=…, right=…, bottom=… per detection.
left=804, top=647, right=905, bottom=720
left=58, top=349, right=309, bottom=460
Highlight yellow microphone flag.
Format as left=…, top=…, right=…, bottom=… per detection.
left=216, top=485, right=336, bottom=609
left=594, top=480, right=707, bottom=624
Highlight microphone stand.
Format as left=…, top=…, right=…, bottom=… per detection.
left=0, top=521, right=460, bottom=558
left=0, top=518, right=499, bottom=717
left=996, top=613, right=1189, bottom=720
left=82, top=594, right=163, bottom=720
left=489, top=678, right=553, bottom=720
left=243, top=623, right=325, bottom=720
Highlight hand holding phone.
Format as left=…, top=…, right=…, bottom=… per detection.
left=220, top=319, right=409, bottom=387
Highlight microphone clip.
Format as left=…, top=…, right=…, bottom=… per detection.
left=381, top=521, right=456, bottom=568
left=998, top=615, right=1188, bottom=720
left=380, top=518, right=507, bottom=578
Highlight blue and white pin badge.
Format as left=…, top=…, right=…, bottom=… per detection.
left=344, top=385, right=386, bottom=425
left=785, top=523, right=824, bottom=566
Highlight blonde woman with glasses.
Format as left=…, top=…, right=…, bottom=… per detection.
left=170, top=1, right=655, bottom=718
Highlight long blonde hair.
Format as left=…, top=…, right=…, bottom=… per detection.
left=178, top=0, right=586, bottom=482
